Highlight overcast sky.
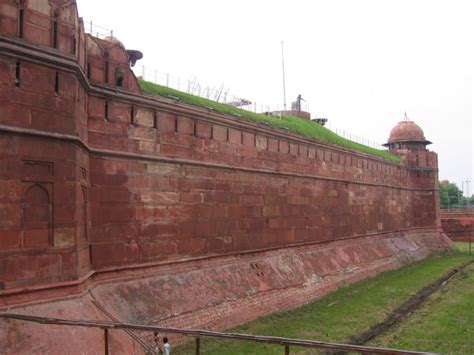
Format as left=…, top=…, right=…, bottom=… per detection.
left=77, top=0, right=473, bottom=195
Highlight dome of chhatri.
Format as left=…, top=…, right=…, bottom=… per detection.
left=386, top=113, right=431, bottom=145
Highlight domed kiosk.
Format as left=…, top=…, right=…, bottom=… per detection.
left=383, top=114, right=432, bottom=154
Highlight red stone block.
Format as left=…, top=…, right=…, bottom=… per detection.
left=177, top=116, right=195, bottom=135
left=76, top=247, right=91, bottom=272
left=279, top=140, right=289, bottom=154
left=181, top=192, right=204, bottom=204
left=23, top=228, right=50, bottom=248
left=0, top=14, right=17, bottom=37
left=160, top=143, right=192, bottom=158
left=161, top=131, right=195, bottom=147
left=181, top=220, right=214, bottom=237
left=177, top=238, right=206, bottom=255
left=203, top=191, right=228, bottom=203
left=0, top=104, right=32, bottom=127
left=24, top=24, right=51, bottom=48
left=299, top=145, right=308, bottom=157
left=206, top=236, right=233, bottom=253
left=0, top=253, right=61, bottom=282
left=0, top=230, right=20, bottom=250
left=141, top=223, right=178, bottom=238
left=268, top=138, right=279, bottom=152
left=90, top=223, right=139, bottom=242
left=88, top=96, right=105, bottom=119
left=27, top=9, right=49, bottom=28
left=228, top=128, right=242, bottom=145
left=91, top=242, right=140, bottom=268
left=157, top=112, right=177, bottom=132
left=289, top=143, right=298, bottom=156
left=255, top=135, right=267, bottom=150
left=195, top=121, right=212, bottom=138
left=242, top=132, right=255, bottom=147
left=239, top=195, right=264, bottom=206
left=0, top=202, right=21, bottom=228
left=317, top=149, right=324, bottom=161
left=213, top=125, right=227, bottom=141
left=139, top=239, right=177, bottom=259
left=239, top=218, right=267, bottom=231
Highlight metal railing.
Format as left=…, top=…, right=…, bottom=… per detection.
left=136, top=65, right=385, bottom=149
left=83, top=20, right=113, bottom=39
left=0, top=313, right=433, bottom=354
left=135, top=65, right=307, bottom=113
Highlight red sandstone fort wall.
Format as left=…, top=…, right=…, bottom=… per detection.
left=441, top=208, right=474, bottom=242
left=0, top=0, right=442, bottom=292
left=0, top=1, right=453, bottom=352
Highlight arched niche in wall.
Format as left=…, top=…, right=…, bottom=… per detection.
left=22, top=183, right=52, bottom=248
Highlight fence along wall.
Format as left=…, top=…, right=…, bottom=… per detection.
left=0, top=0, right=444, bottom=294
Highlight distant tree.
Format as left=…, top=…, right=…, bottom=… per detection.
left=467, top=194, right=474, bottom=206
left=439, top=182, right=469, bottom=208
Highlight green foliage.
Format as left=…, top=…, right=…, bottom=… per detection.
left=439, top=182, right=472, bottom=208
left=139, top=80, right=400, bottom=162
left=175, top=248, right=471, bottom=354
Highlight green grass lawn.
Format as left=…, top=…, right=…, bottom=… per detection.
left=370, top=243, right=474, bottom=354
left=174, top=244, right=471, bottom=354
left=139, top=80, right=400, bottom=163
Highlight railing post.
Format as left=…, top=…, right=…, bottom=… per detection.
left=195, top=337, right=200, bottom=355
left=284, top=344, right=289, bottom=355
left=469, top=230, right=472, bottom=256
left=103, top=328, right=109, bottom=355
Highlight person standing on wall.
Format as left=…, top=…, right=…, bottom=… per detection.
left=162, top=337, right=171, bottom=355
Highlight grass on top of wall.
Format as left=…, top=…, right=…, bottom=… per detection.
left=139, top=80, right=400, bottom=163
left=173, top=244, right=471, bottom=354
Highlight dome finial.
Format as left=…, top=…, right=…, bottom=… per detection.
left=404, top=111, right=409, bottom=121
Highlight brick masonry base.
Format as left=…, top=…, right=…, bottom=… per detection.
left=0, top=230, right=452, bottom=354
left=441, top=209, right=474, bottom=242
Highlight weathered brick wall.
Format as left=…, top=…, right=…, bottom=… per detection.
left=85, top=98, right=439, bottom=268
left=441, top=209, right=474, bottom=242
left=0, top=0, right=441, bottom=294
left=0, top=230, right=451, bottom=354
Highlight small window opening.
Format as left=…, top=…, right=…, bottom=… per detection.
left=153, top=112, right=158, bottom=129
left=72, top=35, right=76, bottom=55
left=104, top=101, right=109, bottom=120
left=193, top=121, right=197, bottom=136
left=52, top=17, right=58, bottom=49
left=87, top=63, right=91, bottom=79
left=54, top=72, right=59, bottom=94
left=174, top=117, right=178, bottom=132
left=115, top=67, right=125, bottom=88
left=18, top=7, right=25, bottom=38
left=104, top=60, right=109, bottom=84
left=15, top=62, right=21, bottom=87
left=130, top=106, right=134, bottom=124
